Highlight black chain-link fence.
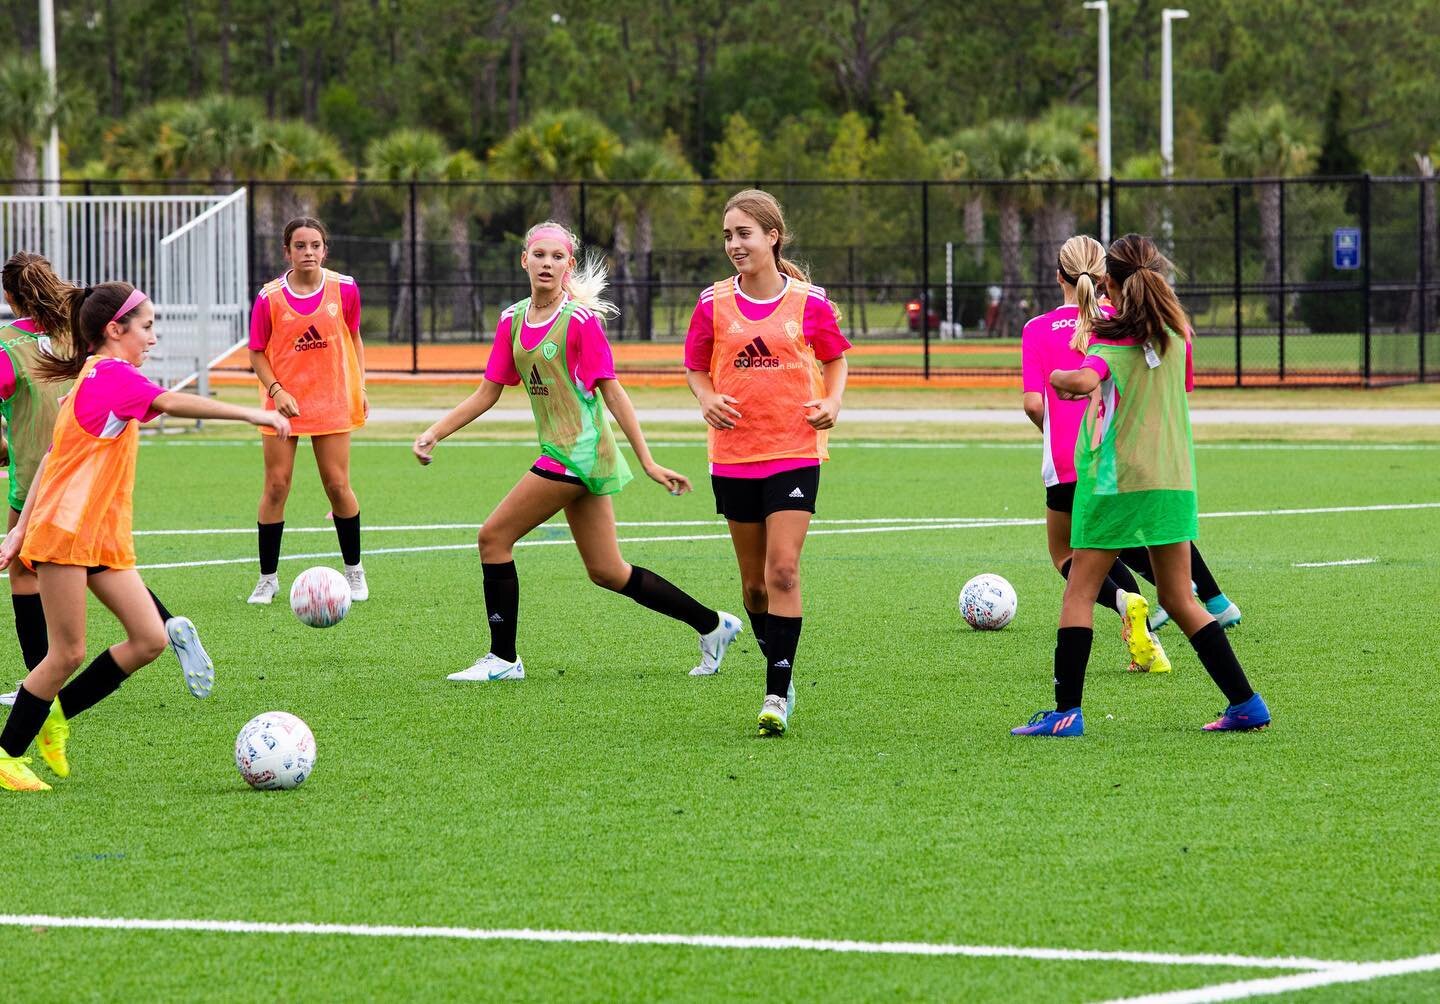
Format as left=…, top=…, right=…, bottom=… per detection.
left=21, top=175, right=1440, bottom=384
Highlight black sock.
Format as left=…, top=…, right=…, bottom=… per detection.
left=618, top=566, right=720, bottom=635
left=258, top=521, right=285, bottom=576
left=147, top=588, right=174, bottom=624
left=11, top=593, right=47, bottom=670
left=1190, top=544, right=1222, bottom=603
left=764, top=614, right=801, bottom=698
left=1189, top=621, right=1254, bottom=705
left=1118, top=547, right=1156, bottom=585
left=481, top=561, right=520, bottom=662
left=1108, top=559, right=1142, bottom=596
left=0, top=684, right=50, bottom=757
left=1053, top=626, right=1093, bottom=711
left=334, top=512, right=361, bottom=567
left=1060, top=558, right=1128, bottom=617
left=57, top=648, right=128, bottom=720
left=745, top=606, right=769, bottom=657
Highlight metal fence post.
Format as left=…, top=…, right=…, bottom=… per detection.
left=1232, top=183, right=1243, bottom=387
left=920, top=181, right=931, bottom=380
left=1362, top=174, right=1372, bottom=384
left=1418, top=177, right=1428, bottom=381
left=1107, top=176, right=1118, bottom=241
left=410, top=180, right=420, bottom=375
left=578, top=181, right=587, bottom=241
left=1095, top=180, right=1105, bottom=239
left=245, top=180, right=257, bottom=305
left=1278, top=179, right=1286, bottom=381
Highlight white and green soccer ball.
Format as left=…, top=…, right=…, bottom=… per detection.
left=959, top=573, right=1017, bottom=630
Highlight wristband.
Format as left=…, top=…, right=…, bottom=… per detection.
left=268, top=382, right=282, bottom=398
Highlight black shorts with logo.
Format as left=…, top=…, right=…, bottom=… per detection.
left=712, top=465, right=820, bottom=523
left=1046, top=481, right=1077, bottom=513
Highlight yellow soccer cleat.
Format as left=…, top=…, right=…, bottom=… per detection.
left=1120, top=592, right=1156, bottom=669
left=38, top=701, right=70, bottom=778
left=1128, top=632, right=1172, bottom=674
left=0, top=755, right=51, bottom=791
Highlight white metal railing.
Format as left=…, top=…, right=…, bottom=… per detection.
left=1, top=191, right=249, bottom=394
left=154, top=189, right=249, bottom=394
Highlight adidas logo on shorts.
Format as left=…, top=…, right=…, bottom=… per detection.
left=489, top=613, right=504, bottom=623
left=734, top=336, right=781, bottom=369
left=788, top=487, right=805, bottom=498
left=293, top=324, right=328, bottom=352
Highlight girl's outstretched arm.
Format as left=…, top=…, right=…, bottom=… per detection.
left=413, top=379, right=504, bottom=465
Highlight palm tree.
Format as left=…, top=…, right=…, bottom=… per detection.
left=365, top=128, right=450, bottom=341
left=1027, top=109, right=1095, bottom=312
left=0, top=55, right=61, bottom=194
left=487, top=109, right=621, bottom=226
left=605, top=139, right=698, bottom=339
left=439, top=149, right=486, bottom=334
left=265, top=120, right=355, bottom=232
left=103, top=100, right=198, bottom=186
left=936, top=129, right=989, bottom=267
left=1221, top=104, right=1317, bottom=321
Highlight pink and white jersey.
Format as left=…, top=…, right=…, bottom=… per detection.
left=1021, top=303, right=1115, bottom=487
left=1082, top=335, right=1195, bottom=388
left=70, top=357, right=166, bottom=439
left=685, top=277, right=851, bottom=479
left=248, top=271, right=361, bottom=351
left=485, top=297, right=618, bottom=477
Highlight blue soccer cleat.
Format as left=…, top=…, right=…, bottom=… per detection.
left=1204, top=594, right=1242, bottom=629
left=1011, top=708, right=1084, bottom=737
left=1202, top=692, right=1270, bottom=732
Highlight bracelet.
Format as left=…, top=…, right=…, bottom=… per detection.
left=268, top=381, right=282, bottom=398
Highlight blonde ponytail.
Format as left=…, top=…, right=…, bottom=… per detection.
left=1058, top=234, right=1107, bottom=352
left=523, top=220, right=617, bottom=319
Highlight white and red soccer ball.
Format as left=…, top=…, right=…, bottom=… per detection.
left=959, top=573, right=1018, bottom=630
left=235, top=711, right=316, bottom=790
left=289, top=566, right=351, bottom=628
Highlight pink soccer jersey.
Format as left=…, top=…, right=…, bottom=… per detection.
left=1021, top=304, right=1114, bottom=486
left=70, top=357, right=166, bottom=438
left=249, top=272, right=361, bottom=352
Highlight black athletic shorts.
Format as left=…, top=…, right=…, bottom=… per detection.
left=712, top=466, right=820, bottom=523
left=529, top=463, right=585, bottom=488
left=1046, top=481, right=1077, bottom=513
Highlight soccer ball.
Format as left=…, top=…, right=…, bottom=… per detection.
left=289, top=566, right=351, bottom=628
left=959, top=573, right=1018, bottom=630
left=235, top=711, right=316, bottom=790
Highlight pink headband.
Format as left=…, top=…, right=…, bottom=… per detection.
left=526, top=227, right=574, bottom=253
left=109, top=288, right=149, bottom=325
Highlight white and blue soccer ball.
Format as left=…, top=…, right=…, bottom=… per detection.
left=235, top=711, right=316, bottom=790
left=959, top=573, right=1018, bottom=630
left=289, top=566, right=351, bottom=628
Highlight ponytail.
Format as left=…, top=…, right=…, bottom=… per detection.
left=1056, top=235, right=1107, bottom=353
left=1091, top=233, right=1190, bottom=354
left=2, top=252, right=73, bottom=339
left=34, top=281, right=141, bottom=382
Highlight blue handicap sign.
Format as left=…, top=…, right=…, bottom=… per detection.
left=1333, top=227, right=1361, bottom=270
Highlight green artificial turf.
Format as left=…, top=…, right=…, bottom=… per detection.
left=2, top=433, right=1437, bottom=1001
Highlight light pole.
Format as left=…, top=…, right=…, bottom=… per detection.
left=1084, top=1, right=1111, bottom=243
left=1160, top=8, right=1189, bottom=179
left=38, top=0, right=60, bottom=193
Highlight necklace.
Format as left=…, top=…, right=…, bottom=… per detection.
left=529, top=292, right=561, bottom=319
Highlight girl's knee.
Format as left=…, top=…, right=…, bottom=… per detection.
left=764, top=561, right=800, bottom=595
left=742, top=583, right=768, bottom=610
left=587, top=563, right=630, bottom=592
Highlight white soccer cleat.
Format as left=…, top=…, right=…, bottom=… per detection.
left=690, top=611, right=743, bottom=676
left=0, top=682, right=19, bottom=707
left=166, top=616, right=216, bottom=699
left=757, top=694, right=789, bottom=736
left=344, top=564, right=369, bottom=602
left=447, top=653, right=525, bottom=682
left=247, top=576, right=280, bottom=605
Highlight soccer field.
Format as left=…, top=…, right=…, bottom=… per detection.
left=5, top=431, right=1439, bottom=1002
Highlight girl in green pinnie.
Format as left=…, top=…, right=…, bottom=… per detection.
left=413, top=221, right=741, bottom=682
left=1011, top=234, right=1269, bottom=738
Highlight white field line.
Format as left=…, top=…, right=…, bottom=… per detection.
left=1292, top=558, right=1378, bottom=568
left=1102, top=951, right=1440, bottom=1003
left=124, top=502, right=1438, bottom=571
left=0, top=914, right=1348, bottom=971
